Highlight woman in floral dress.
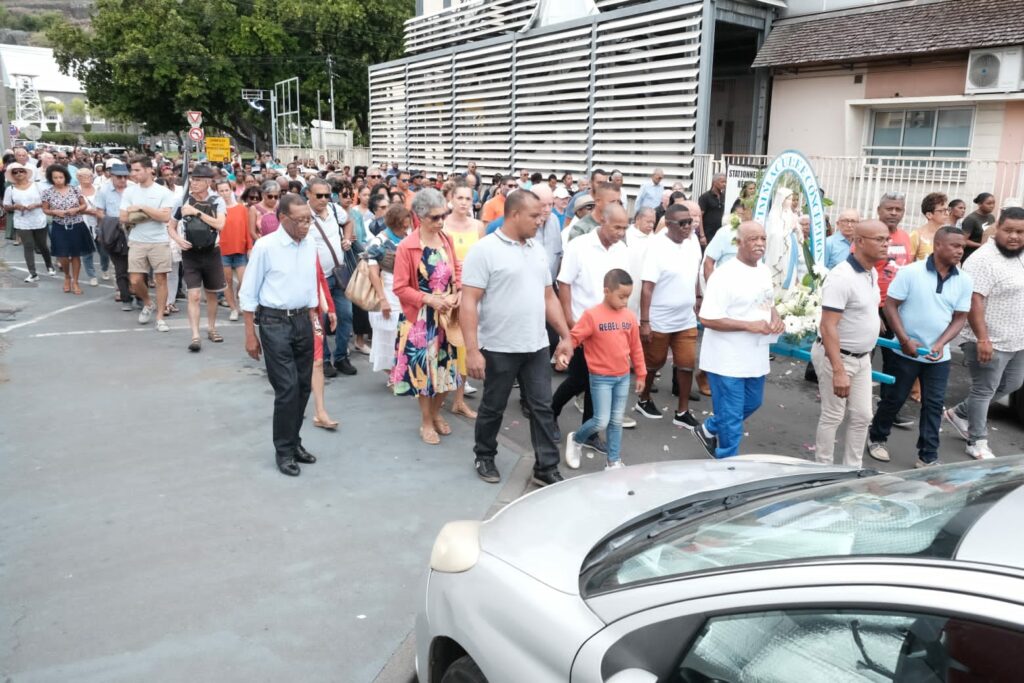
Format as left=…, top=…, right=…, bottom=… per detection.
left=391, top=188, right=462, bottom=445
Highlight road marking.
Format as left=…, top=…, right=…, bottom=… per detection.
left=0, top=298, right=106, bottom=334
left=25, top=321, right=244, bottom=338
left=6, top=263, right=118, bottom=290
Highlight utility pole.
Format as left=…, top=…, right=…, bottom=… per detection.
left=0, top=64, right=11, bottom=149
left=327, top=55, right=336, bottom=130
left=316, top=89, right=322, bottom=151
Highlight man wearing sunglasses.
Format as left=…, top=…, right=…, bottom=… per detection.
left=481, top=175, right=517, bottom=224
left=307, top=177, right=357, bottom=377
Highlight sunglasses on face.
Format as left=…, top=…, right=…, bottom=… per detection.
left=265, top=193, right=280, bottom=199
left=313, top=193, right=332, bottom=199
left=424, top=212, right=446, bottom=222
left=666, top=219, right=694, bottom=227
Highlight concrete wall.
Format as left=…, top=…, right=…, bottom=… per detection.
left=766, top=71, right=866, bottom=156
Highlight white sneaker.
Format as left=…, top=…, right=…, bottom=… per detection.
left=574, top=396, right=584, bottom=414
left=943, top=408, right=970, bottom=441
left=138, top=305, right=154, bottom=325
left=88, top=277, right=98, bottom=287
left=24, top=273, right=39, bottom=283
left=101, top=270, right=111, bottom=281
left=867, top=441, right=890, bottom=462
left=621, top=415, right=637, bottom=429
left=47, top=267, right=56, bottom=277
left=155, top=319, right=169, bottom=332
left=565, top=431, right=582, bottom=469
left=229, top=309, right=239, bottom=322
left=604, top=459, right=625, bottom=470
left=463, top=381, right=477, bottom=396
left=915, top=458, right=939, bottom=468
left=966, top=440, right=995, bottom=460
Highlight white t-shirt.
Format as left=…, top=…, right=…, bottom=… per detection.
left=309, top=204, right=346, bottom=276
left=625, top=225, right=655, bottom=316
left=3, top=184, right=47, bottom=230
left=698, top=258, right=776, bottom=378
left=641, top=231, right=702, bottom=333
left=557, top=229, right=630, bottom=321
left=121, top=182, right=174, bottom=243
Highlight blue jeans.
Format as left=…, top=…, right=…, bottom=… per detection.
left=703, top=373, right=766, bottom=457
left=323, top=274, right=353, bottom=362
left=82, top=235, right=110, bottom=278
left=869, top=353, right=950, bottom=463
left=573, top=373, right=631, bottom=462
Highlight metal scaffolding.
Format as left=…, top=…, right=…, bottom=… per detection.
left=13, top=74, right=44, bottom=125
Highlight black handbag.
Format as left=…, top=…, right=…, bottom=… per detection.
left=313, top=214, right=348, bottom=285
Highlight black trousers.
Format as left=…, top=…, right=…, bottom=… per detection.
left=109, top=251, right=131, bottom=303
left=878, top=306, right=897, bottom=402
left=20, top=228, right=53, bottom=276
left=475, top=348, right=560, bottom=473
left=259, top=310, right=314, bottom=463
left=552, top=345, right=594, bottom=424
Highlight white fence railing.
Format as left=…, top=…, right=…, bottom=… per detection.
left=277, top=146, right=372, bottom=169
left=711, top=154, right=1024, bottom=229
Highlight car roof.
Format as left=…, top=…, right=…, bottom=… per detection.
left=481, top=458, right=842, bottom=595
left=956, top=475, right=1024, bottom=568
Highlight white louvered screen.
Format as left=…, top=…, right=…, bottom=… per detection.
left=368, top=64, right=407, bottom=168
left=452, top=41, right=513, bottom=180
left=406, top=54, right=454, bottom=175
left=513, top=26, right=592, bottom=179
left=592, top=4, right=702, bottom=198
left=405, top=0, right=538, bottom=55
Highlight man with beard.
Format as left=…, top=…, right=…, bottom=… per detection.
left=693, top=221, right=784, bottom=458
left=944, top=207, right=1024, bottom=460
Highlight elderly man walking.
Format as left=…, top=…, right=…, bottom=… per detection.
left=239, top=193, right=321, bottom=477
left=694, top=221, right=784, bottom=458
left=633, top=168, right=665, bottom=214
left=945, top=207, right=1024, bottom=460
left=867, top=227, right=972, bottom=468
left=812, top=220, right=889, bottom=466
left=825, top=209, right=861, bottom=269
left=461, top=190, right=572, bottom=487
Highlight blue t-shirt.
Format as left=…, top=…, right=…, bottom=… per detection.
left=825, top=233, right=852, bottom=270
left=886, top=256, right=972, bottom=362
left=485, top=217, right=504, bottom=235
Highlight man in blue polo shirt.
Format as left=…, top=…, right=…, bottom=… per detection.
left=867, top=226, right=972, bottom=468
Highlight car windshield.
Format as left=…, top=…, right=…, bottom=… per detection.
left=584, top=457, right=1024, bottom=595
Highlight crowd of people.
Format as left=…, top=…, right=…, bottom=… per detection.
left=3, top=146, right=1023, bottom=484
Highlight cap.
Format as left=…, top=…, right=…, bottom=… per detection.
left=575, top=194, right=595, bottom=211
left=108, top=164, right=130, bottom=177
left=5, top=162, right=27, bottom=172
left=105, top=158, right=123, bottom=169
left=553, top=186, right=570, bottom=199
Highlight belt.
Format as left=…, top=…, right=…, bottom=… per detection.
left=815, top=337, right=870, bottom=358
left=257, top=305, right=309, bottom=317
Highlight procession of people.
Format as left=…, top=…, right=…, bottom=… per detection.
left=4, top=146, right=1024, bottom=483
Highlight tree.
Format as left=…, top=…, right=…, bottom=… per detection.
left=48, top=0, right=412, bottom=150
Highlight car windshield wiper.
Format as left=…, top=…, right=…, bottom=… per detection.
left=580, top=469, right=877, bottom=575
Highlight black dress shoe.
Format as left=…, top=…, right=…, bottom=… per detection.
left=294, top=445, right=317, bottom=464
left=531, top=469, right=565, bottom=487
left=322, top=362, right=338, bottom=378
left=334, top=357, right=357, bottom=376
left=277, top=459, right=301, bottom=476
left=475, top=458, right=500, bottom=483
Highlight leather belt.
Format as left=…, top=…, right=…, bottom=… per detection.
left=257, top=305, right=309, bottom=317
left=815, top=337, right=870, bottom=358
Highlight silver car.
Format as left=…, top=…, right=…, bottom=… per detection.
left=416, top=455, right=1024, bottom=682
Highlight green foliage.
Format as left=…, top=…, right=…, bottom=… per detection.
left=47, top=0, right=413, bottom=147
left=69, top=97, right=89, bottom=120
left=40, top=131, right=140, bottom=147
left=43, top=100, right=65, bottom=115
left=0, top=8, right=63, bottom=33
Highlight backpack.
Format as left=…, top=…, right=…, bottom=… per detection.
left=182, top=196, right=217, bottom=251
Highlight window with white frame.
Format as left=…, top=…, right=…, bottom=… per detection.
left=865, top=107, right=973, bottom=160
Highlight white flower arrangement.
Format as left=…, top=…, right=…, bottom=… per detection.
left=775, top=283, right=823, bottom=346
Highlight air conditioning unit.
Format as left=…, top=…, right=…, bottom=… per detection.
left=965, top=46, right=1023, bottom=94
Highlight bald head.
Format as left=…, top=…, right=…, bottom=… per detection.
left=598, top=202, right=628, bottom=246
left=530, top=183, right=553, bottom=220
left=736, top=220, right=767, bottom=265
left=856, top=219, right=888, bottom=238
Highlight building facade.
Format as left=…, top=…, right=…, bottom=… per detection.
left=368, top=0, right=784, bottom=196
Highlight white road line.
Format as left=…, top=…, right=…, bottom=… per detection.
left=0, top=298, right=106, bottom=334
left=26, top=321, right=245, bottom=339
left=6, top=263, right=117, bottom=290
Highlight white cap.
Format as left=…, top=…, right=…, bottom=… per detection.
left=553, top=187, right=570, bottom=199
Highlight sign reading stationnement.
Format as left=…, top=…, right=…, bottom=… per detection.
left=205, top=137, right=230, bottom=162
left=752, top=150, right=827, bottom=268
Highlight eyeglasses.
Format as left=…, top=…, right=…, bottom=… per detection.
left=313, top=193, right=331, bottom=199
left=368, top=174, right=381, bottom=179
left=861, top=235, right=892, bottom=244
left=284, top=215, right=312, bottom=225
left=265, top=193, right=280, bottom=199
left=424, top=212, right=446, bottom=222
left=340, top=192, right=352, bottom=198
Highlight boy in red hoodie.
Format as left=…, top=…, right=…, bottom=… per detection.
left=564, top=268, right=646, bottom=470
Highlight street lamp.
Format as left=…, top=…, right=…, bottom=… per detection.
left=241, top=88, right=277, bottom=161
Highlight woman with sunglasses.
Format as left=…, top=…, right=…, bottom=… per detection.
left=41, top=164, right=94, bottom=294
left=339, top=180, right=373, bottom=356
left=251, top=181, right=281, bottom=237
left=391, top=188, right=463, bottom=445
left=240, top=186, right=263, bottom=243
left=3, top=162, right=54, bottom=282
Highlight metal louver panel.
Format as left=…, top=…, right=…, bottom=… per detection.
left=368, top=64, right=406, bottom=168
left=406, top=54, right=454, bottom=175
left=452, top=42, right=513, bottom=179
left=404, top=0, right=538, bottom=55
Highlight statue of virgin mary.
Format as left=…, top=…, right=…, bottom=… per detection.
left=764, top=186, right=801, bottom=294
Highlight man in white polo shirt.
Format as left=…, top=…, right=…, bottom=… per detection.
left=812, top=220, right=889, bottom=466
left=553, top=202, right=630, bottom=454
left=635, top=203, right=703, bottom=429
left=694, top=221, right=784, bottom=458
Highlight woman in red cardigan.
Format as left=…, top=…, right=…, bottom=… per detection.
left=390, top=188, right=463, bottom=445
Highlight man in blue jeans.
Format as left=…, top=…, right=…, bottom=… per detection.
left=307, top=177, right=356, bottom=376
left=694, top=221, right=784, bottom=458
left=867, top=227, right=972, bottom=468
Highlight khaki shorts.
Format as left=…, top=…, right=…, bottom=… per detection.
left=128, top=241, right=173, bottom=274
left=643, top=327, right=698, bottom=371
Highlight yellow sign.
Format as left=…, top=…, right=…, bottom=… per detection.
left=205, top=137, right=231, bottom=162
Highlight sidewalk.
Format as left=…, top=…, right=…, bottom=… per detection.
left=0, top=245, right=520, bottom=683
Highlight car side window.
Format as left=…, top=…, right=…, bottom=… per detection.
left=675, top=609, right=1024, bottom=683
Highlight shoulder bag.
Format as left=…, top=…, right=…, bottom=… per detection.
left=313, top=213, right=357, bottom=288
left=344, top=255, right=381, bottom=312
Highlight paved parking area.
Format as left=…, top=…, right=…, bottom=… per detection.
left=0, top=245, right=520, bottom=683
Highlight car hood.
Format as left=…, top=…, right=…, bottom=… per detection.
left=480, top=457, right=846, bottom=595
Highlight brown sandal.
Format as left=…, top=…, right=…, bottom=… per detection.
left=451, top=403, right=478, bottom=419
left=207, top=330, right=224, bottom=343
left=71, top=284, right=83, bottom=295
left=432, top=417, right=452, bottom=436
left=419, top=426, right=441, bottom=445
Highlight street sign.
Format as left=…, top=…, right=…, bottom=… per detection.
left=22, top=125, right=42, bottom=141
left=186, top=111, right=203, bottom=126
left=205, top=136, right=230, bottom=162
left=188, top=127, right=205, bottom=142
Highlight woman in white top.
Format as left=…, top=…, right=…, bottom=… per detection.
left=366, top=204, right=411, bottom=376
left=2, top=163, right=54, bottom=282
left=77, top=168, right=108, bottom=286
